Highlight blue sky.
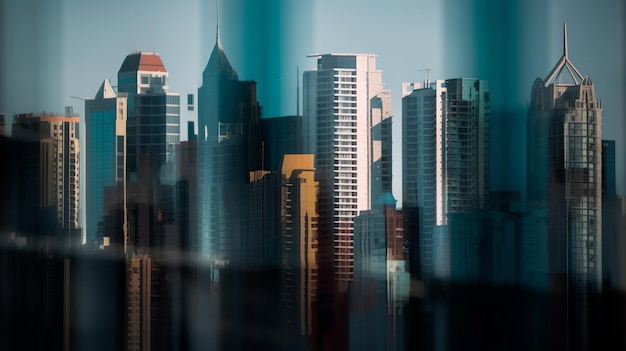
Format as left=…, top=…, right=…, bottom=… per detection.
left=1, top=0, right=624, bottom=216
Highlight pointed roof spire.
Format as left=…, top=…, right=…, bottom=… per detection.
left=563, top=22, right=567, bottom=58
left=543, top=22, right=585, bottom=86
left=202, top=0, right=238, bottom=81
left=216, top=0, right=221, bottom=44
left=94, top=79, right=116, bottom=99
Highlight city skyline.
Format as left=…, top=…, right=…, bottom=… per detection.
left=2, top=0, right=624, bottom=218
left=2, top=2, right=626, bottom=350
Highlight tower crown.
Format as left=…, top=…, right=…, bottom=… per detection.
left=202, top=0, right=238, bottom=81
left=543, top=22, right=585, bottom=86
left=94, top=79, right=116, bottom=99
left=118, top=52, right=167, bottom=73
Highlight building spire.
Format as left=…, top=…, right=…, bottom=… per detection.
left=543, top=22, right=584, bottom=86
left=216, top=0, right=220, bottom=43
left=563, top=22, right=567, bottom=59
left=203, top=0, right=238, bottom=81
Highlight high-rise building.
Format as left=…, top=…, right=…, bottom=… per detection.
left=350, top=193, right=408, bottom=351
left=280, top=154, right=319, bottom=338
left=601, top=140, right=622, bottom=290
left=528, top=23, right=602, bottom=291
left=402, top=80, right=447, bottom=279
left=528, top=23, right=603, bottom=349
left=197, top=26, right=261, bottom=262
left=260, top=116, right=305, bottom=172
left=402, top=78, right=490, bottom=279
left=303, top=53, right=392, bottom=289
left=370, top=91, right=393, bottom=204
left=127, top=254, right=152, bottom=351
left=0, top=132, right=69, bottom=351
left=85, top=79, right=127, bottom=248
left=117, top=52, right=180, bottom=174
left=9, top=111, right=81, bottom=350
left=175, top=137, right=198, bottom=253
left=12, top=111, right=81, bottom=243
left=125, top=252, right=171, bottom=351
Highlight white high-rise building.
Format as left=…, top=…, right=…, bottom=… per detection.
left=303, top=53, right=392, bottom=289
left=402, top=78, right=490, bottom=279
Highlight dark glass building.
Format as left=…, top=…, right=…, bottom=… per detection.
left=527, top=23, right=603, bottom=350
left=197, top=30, right=261, bottom=263
left=117, top=52, right=180, bottom=174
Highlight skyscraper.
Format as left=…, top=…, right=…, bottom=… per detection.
left=193, top=16, right=266, bottom=350
left=85, top=79, right=127, bottom=248
left=528, top=23, right=602, bottom=291
left=260, top=116, right=305, bottom=172
left=402, top=78, right=490, bottom=279
left=350, top=193, right=408, bottom=351
left=527, top=23, right=603, bottom=350
left=12, top=111, right=81, bottom=243
left=117, top=52, right=180, bottom=174
left=601, top=140, right=622, bottom=290
left=303, top=53, right=392, bottom=289
left=402, top=80, right=447, bottom=279
left=280, top=154, right=319, bottom=339
left=127, top=254, right=152, bottom=351
left=197, top=23, right=261, bottom=263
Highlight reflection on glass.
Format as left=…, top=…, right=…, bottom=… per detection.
left=1, top=1, right=625, bottom=350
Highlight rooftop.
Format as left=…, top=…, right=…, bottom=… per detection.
left=94, top=79, right=116, bottom=99
left=118, top=52, right=167, bottom=73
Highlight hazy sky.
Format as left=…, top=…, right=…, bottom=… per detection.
left=1, top=0, right=624, bottom=218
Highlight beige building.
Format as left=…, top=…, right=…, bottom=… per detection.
left=12, top=111, right=80, bottom=241
left=280, top=154, right=319, bottom=336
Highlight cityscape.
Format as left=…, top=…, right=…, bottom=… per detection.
left=1, top=1, right=626, bottom=351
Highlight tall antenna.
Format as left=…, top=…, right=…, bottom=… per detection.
left=543, top=22, right=584, bottom=86
left=151, top=21, right=155, bottom=53
left=216, top=0, right=220, bottom=42
left=135, top=3, right=139, bottom=53
left=417, top=68, right=437, bottom=86
left=563, top=22, right=567, bottom=58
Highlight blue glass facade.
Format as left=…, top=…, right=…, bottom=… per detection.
left=86, top=110, right=116, bottom=243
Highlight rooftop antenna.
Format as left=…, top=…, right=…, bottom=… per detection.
left=135, top=3, right=139, bottom=53
left=543, top=22, right=584, bottom=86
left=563, top=22, right=567, bottom=58
left=152, top=21, right=155, bottom=53
left=216, top=0, right=220, bottom=43
left=418, top=68, right=437, bottom=86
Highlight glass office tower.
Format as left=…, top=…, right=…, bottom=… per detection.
left=85, top=79, right=127, bottom=248
left=117, top=52, right=180, bottom=174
